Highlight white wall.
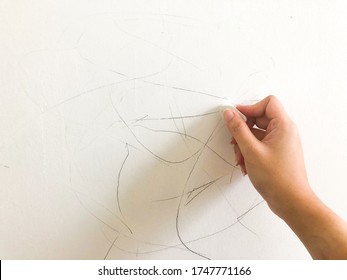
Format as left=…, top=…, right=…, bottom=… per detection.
left=1, top=0, right=347, bottom=259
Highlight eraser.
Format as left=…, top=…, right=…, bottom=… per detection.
left=220, top=104, right=247, bottom=122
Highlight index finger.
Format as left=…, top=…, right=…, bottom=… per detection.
left=236, top=95, right=287, bottom=120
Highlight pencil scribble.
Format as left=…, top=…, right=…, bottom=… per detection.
left=46, top=13, right=267, bottom=260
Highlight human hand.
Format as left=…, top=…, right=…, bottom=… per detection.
left=223, top=95, right=313, bottom=217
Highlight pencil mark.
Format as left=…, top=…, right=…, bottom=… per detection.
left=48, top=81, right=123, bottom=111
left=98, top=224, right=193, bottom=256
left=140, top=80, right=227, bottom=100
left=1, top=164, right=9, bottom=168
left=119, top=141, right=139, bottom=151
left=104, top=236, right=119, bottom=260
left=175, top=120, right=221, bottom=260
left=237, top=219, right=258, bottom=237
left=117, top=144, right=130, bottom=216
left=135, top=125, right=236, bottom=168
left=229, top=165, right=235, bottom=183
left=176, top=105, right=187, bottom=139
left=153, top=201, right=264, bottom=255
left=171, top=96, right=187, bottom=139
left=66, top=85, right=257, bottom=259
left=168, top=104, right=190, bottom=151
left=133, top=110, right=219, bottom=122
left=185, top=179, right=217, bottom=206
left=133, top=115, right=149, bottom=123
left=79, top=52, right=174, bottom=81
left=40, top=54, right=173, bottom=114
left=73, top=190, right=132, bottom=235
left=234, top=196, right=262, bottom=237
left=237, top=200, right=265, bottom=221
left=169, top=105, right=182, bottom=137
left=79, top=120, right=122, bottom=152
left=153, top=176, right=223, bottom=203
left=109, top=92, right=202, bottom=165
left=73, top=191, right=120, bottom=234
left=12, top=10, right=273, bottom=261
left=217, top=185, right=240, bottom=218
left=113, top=20, right=201, bottom=70
left=184, top=200, right=265, bottom=245
left=101, top=236, right=191, bottom=256
left=95, top=194, right=264, bottom=257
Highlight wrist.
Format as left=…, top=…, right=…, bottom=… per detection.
left=271, top=183, right=317, bottom=221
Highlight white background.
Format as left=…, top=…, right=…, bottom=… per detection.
left=1, top=0, right=347, bottom=259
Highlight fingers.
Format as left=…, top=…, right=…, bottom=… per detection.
left=234, top=144, right=247, bottom=176
left=234, top=143, right=244, bottom=166
left=236, top=95, right=287, bottom=121
left=251, top=127, right=266, bottom=141
left=232, top=127, right=265, bottom=176
left=224, top=109, right=261, bottom=158
left=224, top=95, right=285, bottom=178
left=245, top=115, right=271, bottom=131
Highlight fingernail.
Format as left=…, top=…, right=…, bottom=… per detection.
left=223, top=109, right=234, bottom=122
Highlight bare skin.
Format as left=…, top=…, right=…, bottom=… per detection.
left=224, top=95, right=347, bottom=259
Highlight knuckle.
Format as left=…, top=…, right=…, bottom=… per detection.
left=282, top=117, right=296, bottom=132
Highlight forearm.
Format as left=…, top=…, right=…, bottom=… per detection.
left=280, top=192, right=347, bottom=259
left=224, top=96, right=347, bottom=259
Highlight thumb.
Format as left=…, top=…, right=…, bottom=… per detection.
left=223, top=109, right=261, bottom=157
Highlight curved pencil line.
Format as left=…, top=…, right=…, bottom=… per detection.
left=169, top=104, right=188, bottom=148
left=140, top=79, right=227, bottom=100
left=190, top=200, right=265, bottom=245
left=42, top=54, right=173, bottom=113
left=175, top=120, right=221, bottom=260
left=135, top=125, right=236, bottom=168
left=110, top=198, right=265, bottom=257
left=113, top=19, right=201, bottom=70
left=117, top=144, right=130, bottom=217
left=109, top=93, right=201, bottom=164
left=153, top=176, right=223, bottom=203
left=73, top=190, right=133, bottom=234
left=185, top=183, right=212, bottom=206
left=77, top=188, right=264, bottom=256
left=134, top=110, right=219, bottom=122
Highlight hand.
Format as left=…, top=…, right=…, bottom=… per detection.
left=223, top=95, right=312, bottom=217
left=224, top=95, right=347, bottom=259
